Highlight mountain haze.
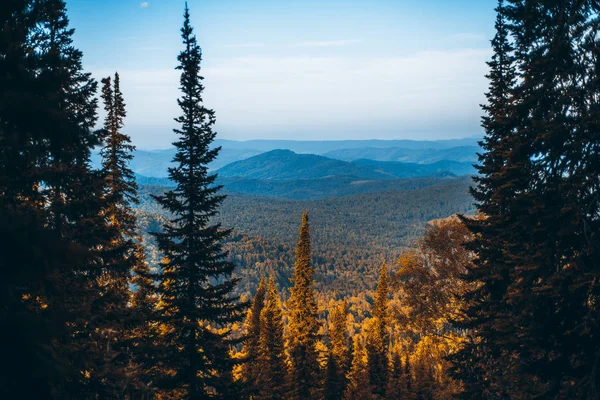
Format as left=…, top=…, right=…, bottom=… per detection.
left=216, top=149, right=394, bottom=180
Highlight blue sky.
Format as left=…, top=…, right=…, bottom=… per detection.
left=67, top=0, right=498, bottom=149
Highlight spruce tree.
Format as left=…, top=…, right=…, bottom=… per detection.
left=404, top=354, right=412, bottom=395
left=343, top=336, right=374, bottom=400
left=455, top=0, right=600, bottom=397
left=24, top=0, right=117, bottom=397
left=151, top=4, right=245, bottom=399
left=451, top=1, right=517, bottom=395
left=386, top=351, right=405, bottom=400
left=366, top=263, right=389, bottom=398
left=99, top=73, right=156, bottom=398
left=324, top=301, right=350, bottom=400
left=0, top=4, right=76, bottom=397
left=256, top=276, right=288, bottom=399
left=286, top=212, right=320, bottom=399
left=242, top=277, right=266, bottom=396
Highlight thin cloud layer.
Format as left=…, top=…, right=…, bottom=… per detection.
left=297, top=39, right=363, bottom=47
left=92, top=47, right=490, bottom=146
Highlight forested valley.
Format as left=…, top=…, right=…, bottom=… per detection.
left=1, top=1, right=600, bottom=399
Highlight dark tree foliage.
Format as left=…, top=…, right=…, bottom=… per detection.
left=324, top=301, right=351, bottom=400
left=366, top=263, right=390, bottom=398
left=0, top=2, right=64, bottom=397
left=99, top=73, right=157, bottom=398
left=450, top=2, right=518, bottom=397
left=287, top=212, right=321, bottom=399
left=256, top=276, right=288, bottom=399
left=241, top=276, right=266, bottom=396
left=386, top=351, right=405, bottom=400
left=33, top=2, right=117, bottom=397
left=151, top=4, right=246, bottom=399
left=454, top=0, right=600, bottom=398
left=1, top=0, right=118, bottom=398
left=343, top=336, right=373, bottom=400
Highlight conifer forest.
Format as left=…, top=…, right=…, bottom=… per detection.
left=1, top=0, right=600, bottom=399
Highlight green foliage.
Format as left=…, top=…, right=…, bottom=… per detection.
left=136, top=177, right=475, bottom=297
left=218, top=149, right=393, bottom=180
left=454, top=0, right=600, bottom=398
left=150, top=5, right=245, bottom=398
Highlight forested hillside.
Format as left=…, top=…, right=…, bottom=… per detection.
left=324, top=145, right=480, bottom=163
left=217, top=149, right=394, bottom=180
left=136, top=177, right=475, bottom=296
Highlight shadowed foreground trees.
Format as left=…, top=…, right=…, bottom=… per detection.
left=452, top=1, right=600, bottom=398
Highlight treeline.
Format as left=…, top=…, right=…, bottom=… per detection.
left=135, top=179, right=475, bottom=296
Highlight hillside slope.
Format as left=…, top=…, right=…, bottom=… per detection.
left=352, top=159, right=476, bottom=178
left=216, top=149, right=393, bottom=180
left=325, top=145, right=480, bottom=163
left=137, top=176, right=474, bottom=295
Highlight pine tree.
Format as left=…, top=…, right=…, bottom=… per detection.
left=99, top=73, right=157, bottom=398
left=151, top=4, right=245, bottom=399
left=324, top=301, right=351, bottom=400
left=366, top=263, right=389, bottom=398
left=286, top=212, right=321, bottom=399
left=242, top=277, right=266, bottom=396
left=24, top=0, right=119, bottom=397
left=455, top=0, right=600, bottom=397
left=0, top=2, right=67, bottom=397
left=451, top=3, right=517, bottom=396
left=386, top=351, right=405, bottom=400
left=256, top=276, right=288, bottom=399
left=343, top=335, right=374, bottom=400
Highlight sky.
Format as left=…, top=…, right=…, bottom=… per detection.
left=67, top=0, right=498, bottom=149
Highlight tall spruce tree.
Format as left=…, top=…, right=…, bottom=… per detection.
left=256, top=276, right=288, bottom=399
left=242, top=277, right=266, bottom=396
left=99, top=73, right=156, bottom=398
left=324, top=301, right=351, bottom=400
left=151, top=4, right=245, bottom=399
left=26, top=0, right=117, bottom=397
left=0, top=1, right=76, bottom=397
left=287, top=212, right=321, bottom=399
left=455, top=0, right=600, bottom=398
left=451, top=1, right=517, bottom=396
left=366, top=263, right=390, bottom=398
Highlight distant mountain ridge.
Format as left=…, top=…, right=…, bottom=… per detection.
left=92, top=147, right=262, bottom=177
left=216, top=149, right=394, bottom=180
left=324, top=145, right=480, bottom=163
left=135, top=147, right=477, bottom=200
left=92, top=138, right=481, bottom=178
left=352, top=159, right=476, bottom=178
left=135, top=173, right=461, bottom=201
left=212, top=137, right=481, bottom=154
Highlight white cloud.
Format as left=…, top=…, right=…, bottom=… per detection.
left=297, top=39, right=363, bottom=47
left=139, top=2, right=149, bottom=8
left=92, top=47, right=491, bottom=146
left=447, top=33, right=487, bottom=42
left=223, top=43, right=268, bottom=49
